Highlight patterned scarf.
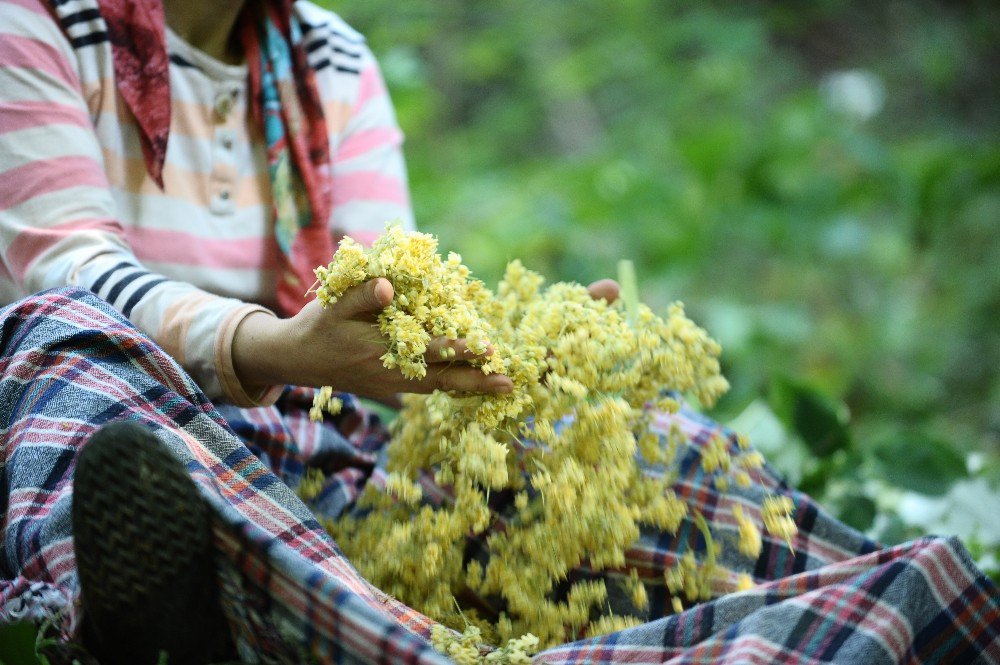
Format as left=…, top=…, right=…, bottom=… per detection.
left=82, top=0, right=333, bottom=316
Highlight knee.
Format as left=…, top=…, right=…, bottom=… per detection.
left=11, top=287, right=124, bottom=322
left=1, top=287, right=139, bottom=352
left=42, top=286, right=108, bottom=307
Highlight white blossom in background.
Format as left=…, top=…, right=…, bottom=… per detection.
left=820, top=69, right=886, bottom=122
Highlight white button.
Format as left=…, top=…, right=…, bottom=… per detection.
left=211, top=190, right=235, bottom=215
left=218, top=129, right=236, bottom=150
left=214, top=92, right=235, bottom=119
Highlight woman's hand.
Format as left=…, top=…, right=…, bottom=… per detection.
left=232, top=278, right=514, bottom=400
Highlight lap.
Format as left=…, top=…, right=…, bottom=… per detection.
left=2, top=288, right=996, bottom=663
left=222, top=388, right=1000, bottom=663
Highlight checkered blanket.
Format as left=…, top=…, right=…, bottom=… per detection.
left=1, top=288, right=997, bottom=664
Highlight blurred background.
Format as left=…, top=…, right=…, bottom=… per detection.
left=322, top=0, right=1000, bottom=576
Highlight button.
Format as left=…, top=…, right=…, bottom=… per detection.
left=210, top=189, right=236, bottom=215
left=214, top=91, right=235, bottom=119
left=217, top=129, right=236, bottom=150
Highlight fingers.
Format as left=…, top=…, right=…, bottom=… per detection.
left=381, top=366, right=512, bottom=399
left=420, top=366, right=514, bottom=394
left=331, top=280, right=514, bottom=396
left=587, top=278, right=620, bottom=304
left=425, top=337, right=493, bottom=363
left=375, top=393, right=405, bottom=410
left=337, top=278, right=394, bottom=318
left=411, top=337, right=510, bottom=394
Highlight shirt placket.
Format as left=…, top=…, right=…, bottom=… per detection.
left=209, top=83, right=242, bottom=215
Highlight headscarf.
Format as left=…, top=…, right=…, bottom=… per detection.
left=60, top=0, right=333, bottom=316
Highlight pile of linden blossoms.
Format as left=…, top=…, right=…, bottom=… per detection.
left=305, top=225, right=795, bottom=656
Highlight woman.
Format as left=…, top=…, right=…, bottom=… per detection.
left=1, top=0, right=997, bottom=663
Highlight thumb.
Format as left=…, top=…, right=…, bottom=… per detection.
left=338, top=278, right=394, bottom=317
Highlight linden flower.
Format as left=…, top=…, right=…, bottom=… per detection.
left=627, top=569, right=649, bottom=610
left=736, top=573, right=755, bottom=592
left=733, top=504, right=762, bottom=558
left=739, top=451, right=765, bottom=469
left=700, top=433, right=731, bottom=474
left=308, top=386, right=342, bottom=422
left=296, top=467, right=325, bottom=502
left=307, top=225, right=779, bottom=652
left=762, top=495, right=798, bottom=550
left=585, top=614, right=642, bottom=638
left=736, top=432, right=751, bottom=450
left=384, top=472, right=422, bottom=505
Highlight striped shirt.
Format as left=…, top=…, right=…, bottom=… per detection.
left=0, top=0, right=414, bottom=405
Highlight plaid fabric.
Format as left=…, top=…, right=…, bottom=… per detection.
left=0, top=288, right=443, bottom=664
left=535, top=535, right=1000, bottom=664
left=1, top=288, right=998, bottom=664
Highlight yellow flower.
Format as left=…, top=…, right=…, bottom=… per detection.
left=307, top=224, right=773, bottom=649
left=384, top=472, right=422, bottom=505
left=734, top=470, right=753, bottom=488
left=733, top=504, right=762, bottom=558
left=762, top=495, right=798, bottom=550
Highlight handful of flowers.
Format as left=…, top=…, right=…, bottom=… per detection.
left=306, top=226, right=793, bottom=652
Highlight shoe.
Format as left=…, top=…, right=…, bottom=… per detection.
left=72, top=421, right=235, bottom=664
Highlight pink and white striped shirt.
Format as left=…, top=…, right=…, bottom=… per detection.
left=0, top=0, right=414, bottom=405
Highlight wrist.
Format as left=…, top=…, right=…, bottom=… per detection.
left=231, top=310, right=289, bottom=392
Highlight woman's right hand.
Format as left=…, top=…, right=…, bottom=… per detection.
left=232, top=277, right=514, bottom=400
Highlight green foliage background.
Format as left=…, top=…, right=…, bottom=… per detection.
left=322, top=0, right=1000, bottom=572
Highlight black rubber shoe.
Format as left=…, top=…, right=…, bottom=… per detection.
left=72, top=421, right=235, bottom=664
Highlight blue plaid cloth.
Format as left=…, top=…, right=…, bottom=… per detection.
left=2, top=288, right=998, bottom=663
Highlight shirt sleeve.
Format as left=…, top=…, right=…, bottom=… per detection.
left=0, top=0, right=278, bottom=407
left=309, top=18, right=415, bottom=244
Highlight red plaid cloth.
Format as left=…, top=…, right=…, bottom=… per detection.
left=1, top=288, right=998, bottom=663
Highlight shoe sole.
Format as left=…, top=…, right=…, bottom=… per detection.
left=72, top=421, right=232, bottom=664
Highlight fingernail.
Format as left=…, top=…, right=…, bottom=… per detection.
left=473, top=343, right=493, bottom=357
left=486, top=375, right=514, bottom=393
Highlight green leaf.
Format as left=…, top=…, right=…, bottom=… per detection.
left=872, top=433, right=967, bottom=496
left=835, top=491, right=878, bottom=532
left=0, top=622, right=42, bottom=665
left=769, top=377, right=851, bottom=458
left=727, top=398, right=808, bottom=487
left=875, top=512, right=924, bottom=546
